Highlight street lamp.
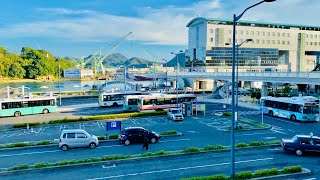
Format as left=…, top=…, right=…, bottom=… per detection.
left=162, top=59, right=168, bottom=92
left=171, top=50, right=183, bottom=108
left=230, top=0, right=275, bottom=178
left=226, top=38, right=253, bottom=128
left=58, top=58, right=61, bottom=106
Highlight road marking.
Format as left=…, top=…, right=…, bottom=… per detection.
left=263, top=137, right=277, bottom=140
left=0, top=150, right=62, bottom=158
left=302, top=178, right=316, bottom=180
left=102, top=164, right=116, bottom=169
left=159, top=139, right=191, bottom=143
left=268, top=117, right=300, bottom=125
left=241, top=132, right=278, bottom=136
left=287, top=129, right=295, bottom=132
left=87, top=158, right=273, bottom=180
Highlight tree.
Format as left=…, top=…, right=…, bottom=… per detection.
left=297, top=84, right=308, bottom=95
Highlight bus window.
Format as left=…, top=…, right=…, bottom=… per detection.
left=156, top=99, right=164, bottom=105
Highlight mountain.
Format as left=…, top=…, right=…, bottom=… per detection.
left=124, top=57, right=153, bottom=68
left=103, top=53, right=128, bottom=67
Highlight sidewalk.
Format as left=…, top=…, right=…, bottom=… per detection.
left=202, top=96, right=260, bottom=110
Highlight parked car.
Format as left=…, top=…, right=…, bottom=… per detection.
left=119, top=127, right=160, bottom=145
left=167, top=108, right=184, bottom=121
left=281, top=134, right=320, bottom=156
left=59, top=129, right=99, bottom=151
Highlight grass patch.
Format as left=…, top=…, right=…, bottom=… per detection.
left=160, top=130, right=177, bottom=135
left=181, top=174, right=226, bottom=180
left=109, top=134, right=119, bottom=139
left=36, top=140, right=54, bottom=146
left=236, top=142, right=248, bottom=148
left=223, top=112, right=231, bottom=117
left=10, top=164, right=29, bottom=170
left=183, top=147, right=200, bottom=153
left=203, top=145, right=225, bottom=151
left=235, top=171, right=253, bottom=180
left=98, top=136, right=106, bottom=140
left=282, top=165, right=302, bottom=174
left=253, top=168, right=279, bottom=178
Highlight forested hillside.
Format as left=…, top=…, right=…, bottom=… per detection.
left=0, top=47, right=74, bottom=79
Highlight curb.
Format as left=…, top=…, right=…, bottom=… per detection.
left=251, top=168, right=311, bottom=180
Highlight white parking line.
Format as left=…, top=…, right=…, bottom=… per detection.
left=0, top=150, right=62, bottom=158
left=159, top=139, right=191, bottom=143
left=87, top=158, right=274, bottom=180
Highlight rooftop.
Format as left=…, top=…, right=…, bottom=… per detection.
left=187, top=17, right=320, bottom=31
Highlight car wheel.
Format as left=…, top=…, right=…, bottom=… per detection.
left=290, top=115, right=296, bottom=121
left=14, top=111, right=21, bottom=117
left=42, top=109, right=49, bottom=114
left=150, top=137, right=157, bottom=144
left=61, top=145, right=68, bottom=151
left=295, top=149, right=303, bottom=156
left=113, top=102, right=118, bottom=107
left=124, top=140, right=130, bottom=146
left=89, top=142, right=96, bottom=149
left=268, top=110, right=273, bottom=117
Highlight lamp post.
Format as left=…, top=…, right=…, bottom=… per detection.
left=226, top=39, right=253, bottom=128
left=162, top=59, right=168, bottom=92
left=58, top=58, right=61, bottom=106
left=230, top=0, right=275, bottom=178
left=171, top=50, right=183, bottom=108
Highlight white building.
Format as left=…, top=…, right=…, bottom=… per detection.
left=186, top=17, right=320, bottom=72
left=63, top=68, right=93, bottom=79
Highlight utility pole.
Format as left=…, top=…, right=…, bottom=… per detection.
left=171, top=50, right=183, bottom=108
left=58, top=58, right=61, bottom=106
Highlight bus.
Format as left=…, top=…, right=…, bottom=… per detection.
left=0, top=97, right=57, bottom=117
left=260, top=96, right=319, bottom=121
left=98, top=91, right=143, bottom=107
left=123, top=95, right=146, bottom=112
left=137, top=94, right=197, bottom=111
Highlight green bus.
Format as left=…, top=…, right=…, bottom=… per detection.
left=0, top=97, right=57, bottom=117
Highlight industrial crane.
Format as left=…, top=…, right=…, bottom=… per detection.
left=94, top=32, right=133, bottom=74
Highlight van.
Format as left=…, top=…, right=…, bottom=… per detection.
left=59, top=129, right=99, bottom=151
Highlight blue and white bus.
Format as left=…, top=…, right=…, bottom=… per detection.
left=260, top=96, right=319, bottom=121
left=98, top=91, right=143, bottom=107
left=0, top=97, right=57, bottom=117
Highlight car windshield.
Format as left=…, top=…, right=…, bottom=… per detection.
left=172, top=110, right=181, bottom=114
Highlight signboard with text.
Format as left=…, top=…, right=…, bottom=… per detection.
left=106, top=121, right=121, bottom=131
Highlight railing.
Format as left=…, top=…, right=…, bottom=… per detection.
left=219, top=82, right=231, bottom=98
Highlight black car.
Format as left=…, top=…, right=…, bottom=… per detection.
left=281, top=134, right=320, bottom=156
left=119, top=127, right=160, bottom=145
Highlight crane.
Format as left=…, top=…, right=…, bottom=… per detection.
left=94, top=32, right=133, bottom=74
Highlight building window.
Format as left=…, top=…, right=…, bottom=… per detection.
left=262, top=32, right=265, bottom=36
left=267, top=40, right=270, bottom=44
left=239, top=30, right=243, bottom=35
left=287, top=41, right=290, bottom=45
left=210, top=38, right=213, bottom=42
left=267, top=32, right=270, bottom=36
left=272, top=32, right=275, bottom=36
left=277, top=40, right=280, bottom=44
left=281, top=33, right=285, bottom=37
left=251, top=31, right=254, bottom=35
left=310, top=42, right=313, bottom=45
left=282, top=41, right=285, bottom=45
left=310, top=35, right=313, bottom=38
left=228, top=30, right=232, bottom=34
left=210, top=29, right=214, bottom=33
left=246, top=31, right=249, bottom=35
left=272, top=40, right=275, bottom=44
left=315, top=35, right=318, bottom=38
left=256, top=39, right=260, bottom=44
left=287, top=33, right=290, bottom=37
left=256, top=31, right=260, bottom=36
left=262, top=40, right=265, bottom=44
left=277, top=32, right=280, bottom=37
left=306, top=42, right=309, bottom=45
left=306, top=34, right=309, bottom=38
left=315, top=42, right=318, bottom=46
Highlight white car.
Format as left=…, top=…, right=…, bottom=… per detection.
left=167, top=108, right=184, bottom=121
left=59, top=129, right=99, bottom=151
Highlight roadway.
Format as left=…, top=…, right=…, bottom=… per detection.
left=1, top=147, right=319, bottom=180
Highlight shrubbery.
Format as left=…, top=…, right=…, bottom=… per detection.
left=109, top=134, right=119, bottom=139
left=98, top=136, right=106, bottom=140
left=282, top=165, right=302, bottom=174
left=236, top=142, right=248, bottom=148
left=235, top=171, right=252, bottom=180
left=160, top=130, right=177, bottom=135
left=253, top=168, right=279, bottom=178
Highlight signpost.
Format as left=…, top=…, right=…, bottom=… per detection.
left=106, top=121, right=121, bottom=139
left=196, top=102, right=206, bottom=116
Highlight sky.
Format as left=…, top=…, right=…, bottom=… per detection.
left=1, top=0, right=320, bottom=61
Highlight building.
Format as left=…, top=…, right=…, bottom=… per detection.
left=63, top=68, right=93, bottom=79
left=186, top=17, right=320, bottom=72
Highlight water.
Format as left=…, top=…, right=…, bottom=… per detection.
left=0, top=80, right=156, bottom=92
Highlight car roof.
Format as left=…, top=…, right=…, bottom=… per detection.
left=124, top=127, right=146, bottom=130
left=295, top=135, right=320, bottom=139
left=61, top=129, right=87, bottom=133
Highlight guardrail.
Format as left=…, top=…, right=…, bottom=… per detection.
left=167, top=71, right=320, bottom=84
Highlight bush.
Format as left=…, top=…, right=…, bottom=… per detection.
left=98, top=136, right=106, bottom=140
left=36, top=140, right=54, bottom=146
left=253, top=168, right=278, bottom=178
left=11, top=164, right=29, bottom=170
left=155, top=150, right=170, bottom=155
left=181, top=174, right=226, bottom=180
left=236, top=143, right=248, bottom=148
left=282, top=165, right=302, bottom=174
left=223, top=112, right=231, bottom=117
left=203, top=145, right=225, bottom=151
left=109, top=134, right=119, bottom=139
left=9, top=142, right=31, bottom=148
left=235, top=171, right=252, bottom=180
left=33, top=162, right=49, bottom=168
left=183, top=147, right=200, bottom=153
left=249, top=141, right=265, bottom=146
left=160, top=130, right=177, bottom=135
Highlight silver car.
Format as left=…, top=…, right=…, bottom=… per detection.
left=59, top=129, right=99, bottom=151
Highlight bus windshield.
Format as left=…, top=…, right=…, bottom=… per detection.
left=303, top=106, right=318, bottom=114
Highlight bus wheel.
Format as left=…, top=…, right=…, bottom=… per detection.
left=113, top=102, right=118, bottom=107
left=268, top=110, right=273, bottom=117
left=14, top=111, right=21, bottom=117
left=290, top=115, right=296, bottom=121
left=42, top=109, right=49, bottom=114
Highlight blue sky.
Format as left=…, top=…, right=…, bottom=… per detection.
left=1, top=0, right=320, bottom=61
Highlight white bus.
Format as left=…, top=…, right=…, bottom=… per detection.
left=137, top=94, right=197, bottom=111
left=260, top=96, right=319, bottom=121
left=98, top=91, right=143, bottom=107
left=123, top=95, right=146, bottom=112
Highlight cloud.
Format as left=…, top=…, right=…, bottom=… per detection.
left=1, top=0, right=320, bottom=46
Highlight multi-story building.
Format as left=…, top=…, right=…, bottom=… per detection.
left=186, top=17, right=320, bottom=72
left=63, top=68, right=93, bottom=79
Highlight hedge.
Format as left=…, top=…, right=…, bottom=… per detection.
left=282, top=165, right=302, bottom=174
left=109, top=134, right=119, bottom=139
left=160, top=130, right=177, bottom=135
left=13, top=111, right=167, bottom=128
